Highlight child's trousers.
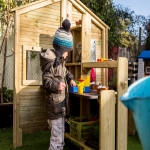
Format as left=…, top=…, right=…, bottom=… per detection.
left=48, top=117, right=65, bottom=150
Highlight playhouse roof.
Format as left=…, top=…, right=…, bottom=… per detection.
left=11, top=0, right=109, bottom=29
left=138, top=50, right=150, bottom=59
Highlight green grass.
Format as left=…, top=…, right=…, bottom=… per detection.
left=0, top=127, right=143, bottom=150
left=128, top=134, right=143, bottom=150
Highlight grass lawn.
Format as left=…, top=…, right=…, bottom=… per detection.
left=0, top=127, right=143, bottom=150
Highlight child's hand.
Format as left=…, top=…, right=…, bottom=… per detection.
left=58, top=82, right=66, bottom=91
left=70, top=80, right=76, bottom=86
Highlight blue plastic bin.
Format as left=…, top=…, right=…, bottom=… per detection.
left=68, top=86, right=78, bottom=93
left=84, top=86, right=90, bottom=93
left=120, top=76, right=150, bottom=150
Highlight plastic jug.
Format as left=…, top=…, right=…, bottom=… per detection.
left=120, top=76, right=150, bottom=150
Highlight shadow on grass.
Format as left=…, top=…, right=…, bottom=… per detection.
left=0, top=127, right=79, bottom=150
left=0, top=127, right=143, bottom=150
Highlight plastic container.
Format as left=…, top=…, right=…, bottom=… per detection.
left=120, top=76, right=150, bottom=150
left=78, top=85, right=85, bottom=94
left=69, top=116, right=98, bottom=141
left=77, top=81, right=84, bottom=87
left=84, top=76, right=90, bottom=86
left=84, top=86, right=90, bottom=93
left=68, top=86, right=78, bottom=93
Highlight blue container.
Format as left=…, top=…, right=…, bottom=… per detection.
left=84, top=86, right=90, bottom=93
left=120, top=76, right=150, bottom=150
left=68, top=86, right=78, bottom=93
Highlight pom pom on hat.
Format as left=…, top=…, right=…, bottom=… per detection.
left=62, top=19, right=71, bottom=31
left=53, top=19, right=73, bottom=67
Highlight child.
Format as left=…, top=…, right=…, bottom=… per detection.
left=40, top=19, right=76, bottom=150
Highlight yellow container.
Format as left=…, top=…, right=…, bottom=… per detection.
left=78, top=85, right=85, bottom=94
left=84, top=76, right=90, bottom=86
left=101, top=58, right=106, bottom=62
left=77, top=81, right=84, bottom=87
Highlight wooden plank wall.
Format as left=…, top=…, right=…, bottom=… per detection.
left=19, top=88, right=46, bottom=134
left=19, top=2, right=61, bottom=134
left=20, top=2, right=61, bottom=49
left=91, top=22, right=102, bottom=84
left=71, top=6, right=82, bottom=27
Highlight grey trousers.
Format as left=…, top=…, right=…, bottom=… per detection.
left=48, top=117, right=65, bottom=150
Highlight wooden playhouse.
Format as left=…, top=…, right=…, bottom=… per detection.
left=11, top=0, right=128, bottom=149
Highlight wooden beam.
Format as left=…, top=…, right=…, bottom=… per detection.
left=13, top=10, right=21, bottom=148
left=68, top=0, right=86, bottom=14
left=105, top=27, right=109, bottom=86
left=101, top=28, right=106, bottom=85
left=61, top=0, right=68, bottom=23
left=65, top=133, right=93, bottom=150
left=105, top=27, right=108, bottom=58
left=116, top=57, right=128, bottom=150
left=81, top=13, right=91, bottom=63
left=16, top=0, right=61, bottom=15
left=67, top=1, right=72, bottom=22
left=81, top=13, right=91, bottom=76
left=23, top=80, right=42, bottom=85
left=82, top=61, right=117, bottom=68
left=65, top=62, right=81, bottom=66
left=11, top=0, right=61, bottom=12
left=91, top=17, right=105, bottom=30
left=100, top=90, right=115, bottom=150
left=23, top=46, right=41, bottom=51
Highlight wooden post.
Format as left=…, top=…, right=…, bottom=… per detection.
left=101, top=28, right=106, bottom=86
left=61, top=0, right=68, bottom=23
left=13, top=10, right=22, bottom=148
left=100, top=90, right=115, bottom=150
left=105, top=27, right=108, bottom=87
left=81, top=13, right=91, bottom=75
left=116, top=57, right=128, bottom=150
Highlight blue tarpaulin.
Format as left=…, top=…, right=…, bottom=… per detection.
left=138, top=50, right=150, bottom=59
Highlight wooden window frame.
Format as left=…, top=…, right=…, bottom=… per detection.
left=22, top=45, right=42, bottom=85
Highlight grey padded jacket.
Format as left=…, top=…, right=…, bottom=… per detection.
left=40, top=49, right=74, bottom=120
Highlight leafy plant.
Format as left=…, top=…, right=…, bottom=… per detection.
left=80, top=0, right=122, bottom=48
left=2, top=87, right=13, bottom=102
left=30, top=51, right=37, bottom=58
left=80, top=0, right=149, bottom=50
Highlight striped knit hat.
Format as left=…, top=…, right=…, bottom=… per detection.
left=53, top=19, right=73, bottom=67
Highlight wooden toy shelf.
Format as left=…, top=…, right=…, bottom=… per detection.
left=65, top=89, right=116, bottom=150
left=65, top=57, right=128, bottom=150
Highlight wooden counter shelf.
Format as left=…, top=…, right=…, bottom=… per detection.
left=65, top=63, right=81, bottom=66
left=82, top=61, right=117, bottom=68
left=69, top=90, right=99, bottom=99
left=0, top=102, right=13, bottom=106
left=70, top=25, right=81, bottom=31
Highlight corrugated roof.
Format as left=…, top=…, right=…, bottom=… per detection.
left=138, top=50, right=150, bottom=59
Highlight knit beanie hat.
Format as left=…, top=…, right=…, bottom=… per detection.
left=53, top=19, right=73, bottom=67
